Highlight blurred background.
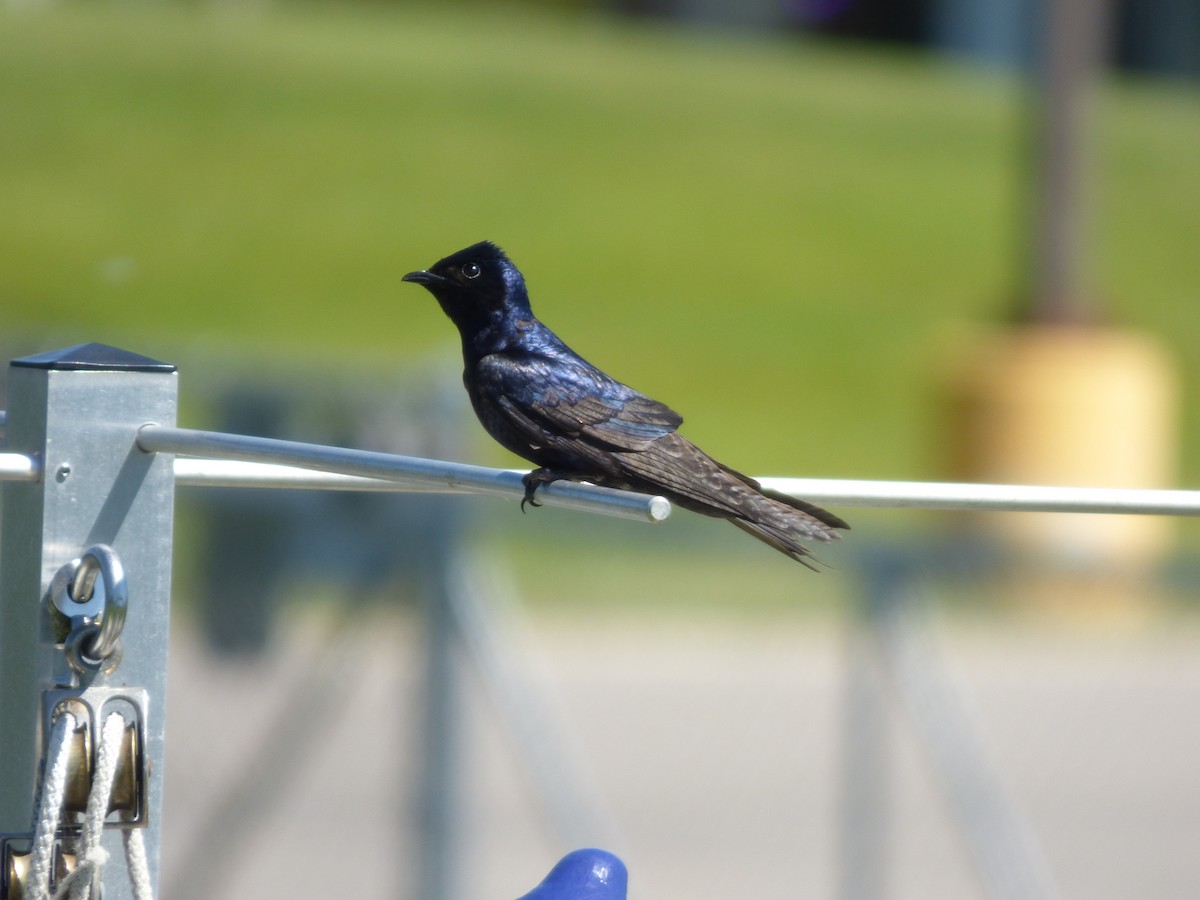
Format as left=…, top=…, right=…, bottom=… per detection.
left=1, top=0, right=1198, bottom=897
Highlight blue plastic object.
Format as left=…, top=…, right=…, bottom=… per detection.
left=517, top=849, right=628, bottom=900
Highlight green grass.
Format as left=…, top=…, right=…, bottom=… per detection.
left=2, top=1, right=1198, bottom=490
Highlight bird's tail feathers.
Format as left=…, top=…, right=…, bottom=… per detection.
left=729, top=517, right=827, bottom=571
left=714, top=461, right=850, bottom=534
left=758, top=485, right=851, bottom=532
left=615, top=438, right=848, bottom=568
left=723, top=477, right=846, bottom=569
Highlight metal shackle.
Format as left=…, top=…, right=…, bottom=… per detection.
left=70, top=544, right=128, bottom=663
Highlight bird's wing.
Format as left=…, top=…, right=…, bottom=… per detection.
left=476, top=352, right=682, bottom=452
left=621, top=436, right=848, bottom=528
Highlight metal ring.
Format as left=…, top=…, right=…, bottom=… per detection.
left=70, top=544, right=128, bottom=663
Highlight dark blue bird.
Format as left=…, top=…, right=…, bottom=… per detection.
left=403, top=241, right=848, bottom=567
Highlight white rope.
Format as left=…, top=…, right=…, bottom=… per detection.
left=123, top=826, right=154, bottom=900
left=27, top=712, right=78, bottom=900
left=57, top=712, right=124, bottom=900
left=25, top=709, right=156, bottom=900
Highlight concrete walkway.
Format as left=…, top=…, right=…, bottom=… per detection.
left=160, top=607, right=1200, bottom=900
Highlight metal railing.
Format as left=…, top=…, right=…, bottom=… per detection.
left=8, top=437, right=1200, bottom=519
left=138, top=424, right=672, bottom=522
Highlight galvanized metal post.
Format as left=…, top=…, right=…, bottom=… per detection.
left=0, top=343, right=177, bottom=899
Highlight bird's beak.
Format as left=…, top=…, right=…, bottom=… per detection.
left=402, top=270, right=446, bottom=287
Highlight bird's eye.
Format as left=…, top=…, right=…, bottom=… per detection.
left=461, top=263, right=481, bottom=280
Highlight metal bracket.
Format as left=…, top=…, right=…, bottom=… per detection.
left=45, top=546, right=129, bottom=679
left=42, top=688, right=149, bottom=826
left=0, top=688, right=147, bottom=899
left=1, top=844, right=76, bottom=900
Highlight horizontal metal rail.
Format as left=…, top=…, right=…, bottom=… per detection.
left=0, top=452, right=37, bottom=482
left=758, top=477, right=1200, bottom=517
left=174, top=459, right=423, bottom=492
left=138, top=424, right=672, bottom=524
left=3, top=413, right=1200, bottom=517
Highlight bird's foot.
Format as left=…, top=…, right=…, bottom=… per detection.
left=520, top=468, right=564, bottom=513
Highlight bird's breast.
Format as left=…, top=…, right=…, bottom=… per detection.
left=464, top=380, right=552, bottom=467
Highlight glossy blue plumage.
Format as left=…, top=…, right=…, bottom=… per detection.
left=403, top=241, right=848, bottom=566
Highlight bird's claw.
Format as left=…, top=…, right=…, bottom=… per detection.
left=520, top=485, right=543, bottom=513
left=520, top=469, right=559, bottom=513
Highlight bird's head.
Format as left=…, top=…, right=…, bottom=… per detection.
left=403, top=241, right=532, bottom=338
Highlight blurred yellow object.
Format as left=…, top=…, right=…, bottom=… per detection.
left=941, top=325, right=1180, bottom=572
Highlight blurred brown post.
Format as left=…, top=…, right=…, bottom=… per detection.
left=939, top=0, right=1180, bottom=603
left=1021, top=0, right=1111, bottom=325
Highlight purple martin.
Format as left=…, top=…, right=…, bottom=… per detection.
left=403, top=241, right=848, bottom=567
